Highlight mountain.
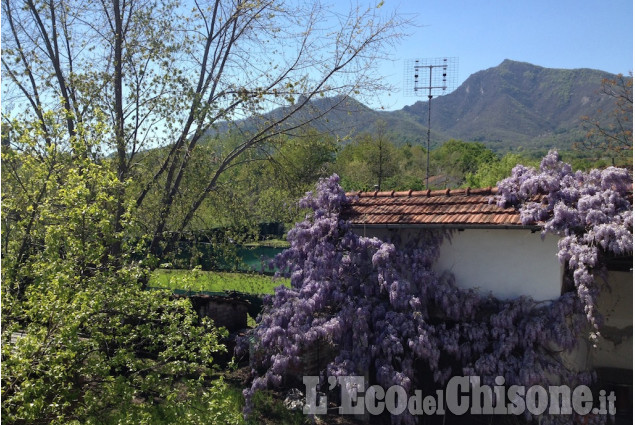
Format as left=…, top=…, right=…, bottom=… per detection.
left=210, top=94, right=431, bottom=142
left=400, top=59, right=618, bottom=151
left=211, top=60, right=623, bottom=153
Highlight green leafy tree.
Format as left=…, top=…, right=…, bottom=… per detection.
left=335, top=120, right=398, bottom=191
left=465, top=153, right=539, bottom=188
left=173, top=129, right=338, bottom=233
left=266, top=130, right=338, bottom=192
left=1, top=122, right=236, bottom=424
left=430, top=139, right=497, bottom=187
left=1, top=2, right=409, bottom=422
left=364, top=120, right=399, bottom=191
left=252, top=130, right=338, bottom=223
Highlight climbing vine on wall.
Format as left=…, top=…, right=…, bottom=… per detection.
left=496, top=150, right=632, bottom=336
left=242, top=152, right=632, bottom=424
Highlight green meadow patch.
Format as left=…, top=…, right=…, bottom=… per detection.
left=150, top=269, right=290, bottom=295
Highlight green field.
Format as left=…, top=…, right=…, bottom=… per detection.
left=243, top=239, right=290, bottom=249
left=150, top=269, right=290, bottom=295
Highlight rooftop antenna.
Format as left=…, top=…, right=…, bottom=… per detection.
left=404, top=57, right=458, bottom=189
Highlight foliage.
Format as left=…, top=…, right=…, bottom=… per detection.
left=221, top=129, right=338, bottom=228
left=577, top=74, right=633, bottom=166
left=465, top=153, right=539, bottom=188
left=359, top=120, right=399, bottom=191
left=241, top=173, right=613, bottom=425
left=245, top=390, right=308, bottom=425
left=1, top=124, right=227, bottom=424
left=158, top=128, right=339, bottom=236
left=429, top=139, right=497, bottom=185
left=90, top=378, right=245, bottom=425
left=335, top=122, right=399, bottom=191
left=0, top=2, right=410, bottom=422
left=495, top=150, right=633, bottom=336
left=2, top=281, right=228, bottom=424
left=265, top=130, right=338, bottom=194
left=336, top=138, right=500, bottom=192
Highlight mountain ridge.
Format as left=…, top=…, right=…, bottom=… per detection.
left=211, top=60, right=625, bottom=153
left=400, top=59, right=617, bottom=151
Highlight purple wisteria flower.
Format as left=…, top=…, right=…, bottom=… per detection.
left=242, top=160, right=631, bottom=424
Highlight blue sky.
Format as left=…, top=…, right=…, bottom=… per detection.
left=366, top=0, right=633, bottom=110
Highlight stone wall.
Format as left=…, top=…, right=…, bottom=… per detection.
left=178, top=293, right=250, bottom=333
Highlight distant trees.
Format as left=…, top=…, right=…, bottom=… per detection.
left=335, top=120, right=399, bottom=191
left=198, top=129, right=339, bottom=229
left=335, top=136, right=536, bottom=192
left=577, top=74, right=633, bottom=165
left=465, top=153, right=539, bottom=188
left=429, top=139, right=497, bottom=185
left=334, top=137, right=500, bottom=192
left=153, top=132, right=603, bottom=236
left=364, top=121, right=398, bottom=191
left=332, top=134, right=617, bottom=193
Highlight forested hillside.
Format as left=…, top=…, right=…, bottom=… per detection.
left=402, top=60, right=618, bottom=151
left=210, top=60, right=626, bottom=154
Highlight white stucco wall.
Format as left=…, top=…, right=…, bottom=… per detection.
left=354, top=226, right=633, bottom=374
left=354, top=227, right=563, bottom=301
left=433, top=229, right=563, bottom=301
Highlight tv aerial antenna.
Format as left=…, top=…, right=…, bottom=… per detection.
left=404, top=57, right=458, bottom=189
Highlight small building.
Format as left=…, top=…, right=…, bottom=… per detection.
left=343, top=187, right=632, bottom=419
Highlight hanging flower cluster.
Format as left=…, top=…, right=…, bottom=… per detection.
left=240, top=166, right=628, bottom=424
left=496, top=150, right=632, bottom=334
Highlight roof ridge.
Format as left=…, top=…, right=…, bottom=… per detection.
left=342, top=187, right=523, bottom=227
left=347, top=187, right=499, bottom=198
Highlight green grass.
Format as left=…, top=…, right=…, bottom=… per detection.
left=242, top=239, right=290, bottom=249
left=149, top=269, right=290, bottom=295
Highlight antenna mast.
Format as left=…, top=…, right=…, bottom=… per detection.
left=404, top=57, right=458, bottom=189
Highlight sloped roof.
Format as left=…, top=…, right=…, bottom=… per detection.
left=343, top=187, right=529, bottom=228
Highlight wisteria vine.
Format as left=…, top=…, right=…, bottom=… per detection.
left=496, top=150, right=632, bottom=335
left=241, top=154, right=631, bottom=424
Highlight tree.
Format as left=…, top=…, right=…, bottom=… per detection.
left=465, top=153, right=538, bottom=188
left=1, top=126, right=234, bottom=424
left=577, top=74, right=633, bottom=165
left=266, top=130, right=338, bottom=192
left=426, top=139, right=496, bottom=188
left=177, top=128, right=338, bottom=234
left=364, top=120, right=398, bottom=191
left=334, top=120, right=399, bottom=191
left=1, top=0, right=408, bottom=268
left=249, top=129, right=338, bottom=223
left=2, top=2, right=408, bottom=421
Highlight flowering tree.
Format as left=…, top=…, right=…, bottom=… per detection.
left=243, top=152, right=632, bottom=424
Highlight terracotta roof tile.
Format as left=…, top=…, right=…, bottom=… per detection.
left=343, top=187, right=528, bottom=228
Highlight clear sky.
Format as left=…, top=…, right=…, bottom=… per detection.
left=366, top=0, right=634, bottom=110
